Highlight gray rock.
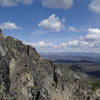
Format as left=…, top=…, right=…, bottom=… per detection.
left=0, top=32, right=100, bottom=100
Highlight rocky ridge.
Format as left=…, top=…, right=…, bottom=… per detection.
left=0, top=30, right=100, bottom=100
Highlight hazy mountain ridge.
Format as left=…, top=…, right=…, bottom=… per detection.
left=41, top=52, right=100, bottom=63
left=41, top=52, right=100, bottom=78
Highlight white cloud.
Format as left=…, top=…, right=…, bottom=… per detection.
left=60, top=28, right=100, bottom=48
left=30, top=28, right=100, bottom=50
left=30, top=39, right=95, bottom=49
left=86, top=28, right=100, bottom=40
left=32, top=41, right=47, bottom=47
left=88, top=0, right=100, bottom=13
left=0, top=0, right=33, bottom=7
left=41, top=0, right=73, bottom=9
left=38, top=14, right=65, bottom=32
left=31, top=41, right=55, bottom=48
left=0, top=22, right=22, bottom=29
left=60, top=40, right=95, bottom=48
left=67, top=26, right=77, bottom=31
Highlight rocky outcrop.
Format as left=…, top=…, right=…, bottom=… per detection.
left=0, top=30, right=100, bottom=100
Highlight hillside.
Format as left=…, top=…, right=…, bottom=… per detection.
left=41, top=53, right=100, bottom=78
left=0, top=31, right=100, bottom=100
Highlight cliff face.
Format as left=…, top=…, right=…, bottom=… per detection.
left=0, top=31, right=99, bottom=100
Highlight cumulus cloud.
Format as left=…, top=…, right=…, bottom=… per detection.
left=60, top=28, right=100, bottom=48
left=67, top=26, right=77, bottom=31
left=63, top=28, right=100, bottom=48
left=41, top=0, right=73, bottom=9
left=30, top=28, right=100, bottom=49
left=0, top=0, right=33, bottom=7
left=60, top=40, right=95, bottom=48
left=0, top=22, right=22, bottom=29
left=38, top=14, right=65, bottom=32
left=85, top=28, right=100, bottom=40
left=88, top=0, right=100, bottom=13
left=31, top=39, right=96, bottom=49
left=32, top=41, right=56, bottom=48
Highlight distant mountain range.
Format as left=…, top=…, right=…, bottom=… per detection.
left=41, top=52, right=100, bottom=78
left=40, top=52, right=100, bottom=63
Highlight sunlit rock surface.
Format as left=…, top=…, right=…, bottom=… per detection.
left=0, top=30, right=100, bottom=100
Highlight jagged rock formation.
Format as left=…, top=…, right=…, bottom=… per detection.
left=0, top=30, right=100, bottom=100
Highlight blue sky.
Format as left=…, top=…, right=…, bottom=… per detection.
left=0, top=0, right=100, bottom=53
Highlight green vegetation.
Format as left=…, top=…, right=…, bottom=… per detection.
left=0, top=28, right=2, bottom=33
left=12, top=87, right=18, bottom=91
left=30, top=85, right=40, bottom=90
left=91, top=81, right=100, bottom=91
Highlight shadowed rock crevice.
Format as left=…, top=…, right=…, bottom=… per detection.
left=35, top=91, right=40, bottom=100
left=53, top=65, right=58, bottom=88
left=27, top=45, right=30, bottom=56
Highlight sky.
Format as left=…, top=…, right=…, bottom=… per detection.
left=0, top=0, right=100, bottom=53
